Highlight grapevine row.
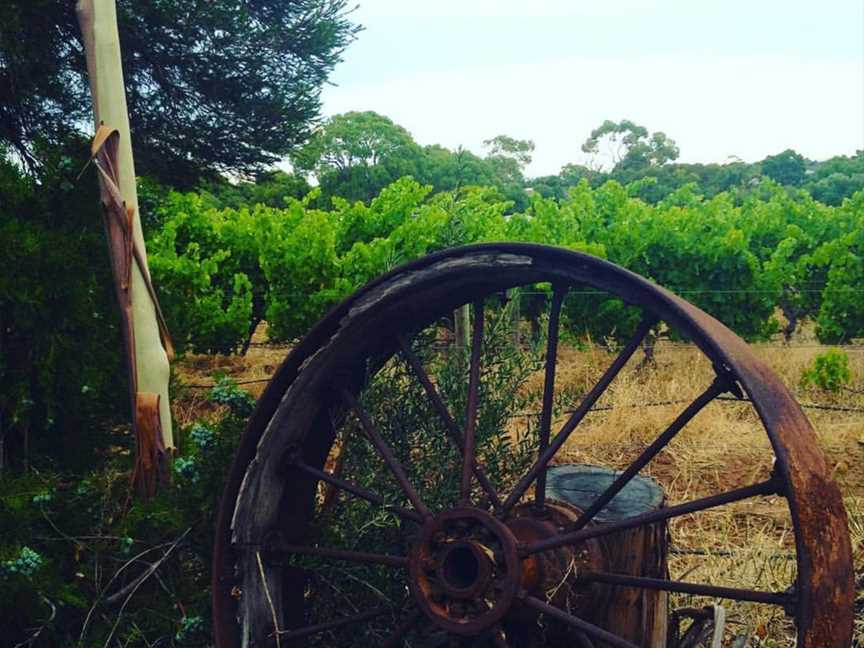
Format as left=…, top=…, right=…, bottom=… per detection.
left=146, top=177, right=864, bottom=354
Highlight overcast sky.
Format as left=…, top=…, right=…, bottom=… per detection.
left=320, top=0, right=864, bottom=177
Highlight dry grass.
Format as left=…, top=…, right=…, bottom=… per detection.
left=171, top=323, right=286, bottom=428
left=173, top=326, right=864, bottom=646
left=523, top=340, right=864, bottom=646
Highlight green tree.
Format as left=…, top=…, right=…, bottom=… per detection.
left=529, top=164, right=603, bottom=200
left=294, top=111, right=423, bottom=203
left=805, top=151, right=864, bottom=205
left=296, top=112, right=418, bottom=173
left=809, top=172, right=862, bottom=205
left=482, top=135, right=535, bottom=168
left=0, top=143, right=127, bottom=470
left=760, top=149, right=808, bottom=187
left=481, top=135, right=535, bottom=211
left=582, top=119, right=679, bottom=173
left=197, top=171, right=310, bottom=211
left=416, top=145, right=497, bottom=192
left=1, top=0, right=359, bottom=185
left=295, top=116, right=537, bottom=209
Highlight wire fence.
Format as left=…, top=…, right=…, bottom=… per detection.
left=504, top=288, right=864, bottom=296
left=182, top=330, right=864, bottom=413
left=181, top=377, right=864, bottom=416
left=182, top=377, right=272, bottom=389
left=519, top=396, right=864, bottom=417
left=668, top=547, right=796, bottom=561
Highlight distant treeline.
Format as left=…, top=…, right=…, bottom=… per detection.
left=190, top=112, right=864, bottom=212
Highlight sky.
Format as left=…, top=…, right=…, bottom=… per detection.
left=321, top=0, right=864, bottom=177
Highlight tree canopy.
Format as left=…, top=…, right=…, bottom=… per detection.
left=293, top=111, right=422, bottom=202
left=275, top=112, right=864, bottom=210
left=293, top=112, right=536, bottom=209
left=482, top=134, right=535, bottom=169
left=761, top=149, right=807, bottom=186
left=0, top=0, right=360, bottom=186
left=581, top=119, right=680, bottom=172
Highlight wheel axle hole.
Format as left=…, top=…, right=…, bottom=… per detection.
left=441, top=544, right=481, bottom=591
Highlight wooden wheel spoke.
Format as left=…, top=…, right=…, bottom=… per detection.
left=292, top=460, right=424, bottom=524
left=502, top=316, right=656, bottom=512
left=398, top=334, right=503, bottom=512
left=567, top=374, right=731, bottom=533
left=278, top=543, right=408, bottom=568
left=520, top=594, right=639, bottom=648
left=460, top=300, right=485, bottom=505
left=535, top=285, right=566, bottom=509
left=578, top=572, right=794, bottom=606
left=523, top=478, right=782, bottom=555
left=341, top=388, right=431, bottom=518
left=279, top=606, right=391, bottom=640
left=382, top=609, right=421, bottom=648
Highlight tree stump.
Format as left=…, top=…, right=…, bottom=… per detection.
left=546, top=464, right=668, bottom=647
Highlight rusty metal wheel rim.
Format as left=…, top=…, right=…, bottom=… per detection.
left=213, top=243, right=854, bottom=647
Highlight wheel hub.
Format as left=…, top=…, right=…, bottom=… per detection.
left=437, top=541, right=493, bottom=598
left=408, top=508, right=520, bottom=635
left=408, top=502, right=607, bottom=636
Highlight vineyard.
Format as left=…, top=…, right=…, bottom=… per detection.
left=145, top=177, right=864, bottom=355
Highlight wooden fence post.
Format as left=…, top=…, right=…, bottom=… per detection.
left=454, top=304, right=471, bottom=352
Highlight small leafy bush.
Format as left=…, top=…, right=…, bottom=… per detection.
left=0, top=147, right=127, bottom=472
left=801, top=348, right=852, bottom=393
left=210, top=376, right=257, bottom=417
left=1, top=546, right=45, bottom=579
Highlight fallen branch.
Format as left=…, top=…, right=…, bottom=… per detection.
left=12, top=596, right=56, bottom=648
left=78, top=539, right=179, bottom=643
left=102, top=527, right=191, bottom=648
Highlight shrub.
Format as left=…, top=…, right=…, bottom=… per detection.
left=288, top=305, right=542, bottom=644
left=0, top=381, right=251, bottom=646
left=801, top=348, right=852, bottom=393
left=0, top=144, right=127, bottom=472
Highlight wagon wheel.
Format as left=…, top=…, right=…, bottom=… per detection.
left=212, top=243, right=853, bottom=647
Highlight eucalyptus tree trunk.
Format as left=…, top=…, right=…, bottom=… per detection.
left=77, top=0, right=174, bottom=494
